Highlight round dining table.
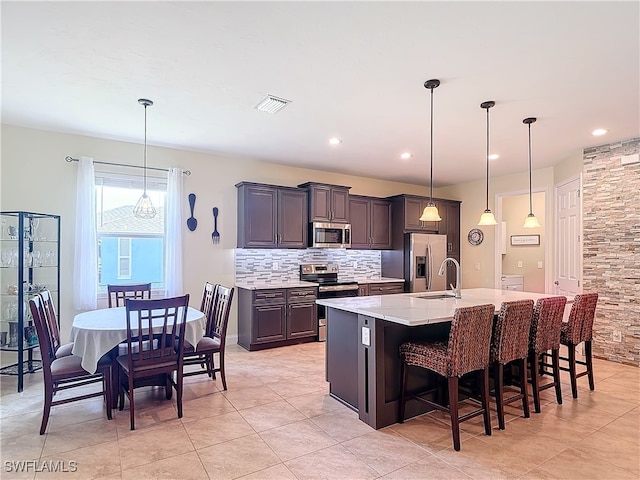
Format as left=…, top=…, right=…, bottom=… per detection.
left=71, top=306, right=206, bottom=374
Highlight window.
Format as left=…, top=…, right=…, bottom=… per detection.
left=96, top=171, right=166, bottom=291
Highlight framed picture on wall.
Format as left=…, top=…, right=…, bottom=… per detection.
left=510, top=234, right=540, bottom=246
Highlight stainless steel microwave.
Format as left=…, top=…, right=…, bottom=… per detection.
left=309, top=222, right=351, bottom=248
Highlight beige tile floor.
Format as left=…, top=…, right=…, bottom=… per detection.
left=1, top=342, right=638, bottom=479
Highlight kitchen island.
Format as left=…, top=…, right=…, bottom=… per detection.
left=317, top=288, right=568, bottom=429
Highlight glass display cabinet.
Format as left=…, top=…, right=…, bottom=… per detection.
left=0, top=211, right=60, bottom=392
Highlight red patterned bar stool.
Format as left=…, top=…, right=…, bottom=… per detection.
left=490, top=300, right=534, bottom=430
left=529, top=296, right=567, bottom=413
left=399, top=304, right=495, bottom=451
left=559, top=293, right=599, bottom=398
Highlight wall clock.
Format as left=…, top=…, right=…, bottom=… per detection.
left=467, top=228, right=484, bottom=246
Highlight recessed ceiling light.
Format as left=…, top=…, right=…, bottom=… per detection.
left=328, top=137, right=342, bottom=145
left=488, top=153, right=499, bottom=160
left=592, top=128, right=608, bottom=136
left=400, top=152, right=412, bottom=159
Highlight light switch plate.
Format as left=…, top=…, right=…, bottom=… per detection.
left=361, top=326, right=370, bottom=346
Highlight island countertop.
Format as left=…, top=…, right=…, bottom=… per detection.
left=316, top=288, right=569, bottom=326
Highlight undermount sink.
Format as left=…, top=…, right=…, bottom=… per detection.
left=415, top=294, right=456, bottom=300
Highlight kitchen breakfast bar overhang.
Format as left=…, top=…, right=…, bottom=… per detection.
left=317, top=288, right=572, bottom=430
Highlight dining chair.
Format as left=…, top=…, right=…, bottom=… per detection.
left=490, top=300, right=533, bottom=430
left=529, top=296, right=566, bottom=413
left=117, top=294, right=190, bottom=430
left=399, top=304, right=495, bottom=451
left=38, top=289, right=74, bottom=358
left=29, top=296, right=112, bottom=434
left=107, top=283, right=152, bottom=308
left=183, top=285, right=234, bottom=390
left=559, top=293, right=598, bottom=398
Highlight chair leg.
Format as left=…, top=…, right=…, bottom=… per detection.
left=165, top=373, right=173, bottom=400
left=494, top=363, right=505, bottom=430
left=176, top=368, right=184, bottom=419
left=585, top=340, right=595, bottom=391
left=518, top=358, right=530, bottom=419
left=568, top=343, right=578, bottom=398
left=448, top=376, right=461, bottom=451
left=40, top=381, right=54, bottom=435
left=480, top=367, right=491, bottom=437
left=118, top=366, right=125, bottom=411
left=103, top=367, right=113, bottom=420
left=529, top=351, right=541, bottom=413
left=399, top=360, right=408, bottom=423
left=552, top=348, right=563, bottom=405
left=219, top=352, right=227, bottom=391
left=129, top=375, right=135, bottom=430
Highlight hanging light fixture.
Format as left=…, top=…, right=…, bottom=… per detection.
left=133, top=98, right=157, bottom=219
left=522, top=117, right=541, bottom=228
left=478, top=100, right=497, bottom=226
left=419, top=79, right=442, bottom=222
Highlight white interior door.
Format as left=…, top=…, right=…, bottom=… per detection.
left=555, top=177, right=582, bottom=296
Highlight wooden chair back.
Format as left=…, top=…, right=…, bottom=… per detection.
left=37, top=290, right=61, bottom=355
left=200, top=282, right=219, bottom=322
left=107, top=283, right=152, bottom=308
left=29, top=296, right=55, bottom=369
left=123, top=295, right=190, bottom=371
left=207, top=286, right=234, bottom=346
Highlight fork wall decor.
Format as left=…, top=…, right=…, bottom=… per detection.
left=212, top=207, right=220, bottom=244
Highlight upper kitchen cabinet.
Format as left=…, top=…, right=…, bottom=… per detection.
left=236, top=182, right=308, bottom=248
left=298, top=182, right=350, bottom=223
left=388, top=194, right=460, bottom=252
left=349, top=195, right=392, bottom=249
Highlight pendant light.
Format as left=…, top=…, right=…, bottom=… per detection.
left=419, top=79, right=442, bottom=222
left=522, top=117, right=541, bottom=228
left=478, top=100, right=497, bottom=226
left=133, top=98, right=157, bottom=219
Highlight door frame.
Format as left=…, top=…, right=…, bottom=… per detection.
left=493, top=186, right=553, bottom=292
left=554, top=174, right=583, bottom=294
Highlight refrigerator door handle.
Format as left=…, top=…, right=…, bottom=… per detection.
left=426, top=244, right=432, bottom=290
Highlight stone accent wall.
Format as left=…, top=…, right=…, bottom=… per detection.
left=582, top=137, right=640, bottom=365
left=235, top=249, right=382, bottom=284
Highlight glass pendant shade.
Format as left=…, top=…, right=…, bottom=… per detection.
left=133, top=98, right=156, bottom=219
left=477, top=100, right=496, bottom=226
left=420, top=203, right=442, bottom=222
left=523, top=213, right=541, bottom=228
left=133, top=193, right=157, bottom=219
left=422, top=79, right=442, bottom=222
left=478, top=210, right=497, bottom=226
left=522, top=117, right=539, bottom=228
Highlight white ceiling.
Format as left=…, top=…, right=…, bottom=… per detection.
left=2, top=1, right=639, bottom=187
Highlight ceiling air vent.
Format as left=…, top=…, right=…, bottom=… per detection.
left=254, top=94, right=291, bottom=114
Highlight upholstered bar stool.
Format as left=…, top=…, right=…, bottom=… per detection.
left=399, top=304, right=495, bottom=451
left=559, top=293, right=598, bottom=398
left=490, top=300, right=534, bottom=430
left=529, top=296, right=566, bottom=413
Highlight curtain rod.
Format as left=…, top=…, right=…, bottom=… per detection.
left=65, top=156, right=191, bottom=175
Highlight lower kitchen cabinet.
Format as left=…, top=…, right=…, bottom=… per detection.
left=358, top=281, right=405, bottom=296
left=238, top=287, right=318, bottom=351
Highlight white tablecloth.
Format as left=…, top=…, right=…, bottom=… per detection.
left=71, top=306, right=206, bottom=374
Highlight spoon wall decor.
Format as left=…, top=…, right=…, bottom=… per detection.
left=187, top=193, right=197, bottom=231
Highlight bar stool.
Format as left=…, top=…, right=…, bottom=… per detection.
left=490, top=300, right=534, bottom=430
left=529, top=296, right=566, bottom=413
left=559, top=293, right=598, bottom=398
left=399, top=304, right=495, bottom=451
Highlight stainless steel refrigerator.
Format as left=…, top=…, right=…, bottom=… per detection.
left=381, top=233, right=447, bottom=292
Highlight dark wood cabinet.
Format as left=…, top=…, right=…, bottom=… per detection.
left=238, top=286, right=317, bottom=351
left=298, top=182, right=350, bottom=223
left=368, top=282, right=405, bottom=296
left=348, top=196, right=392, bottom=249
left=389, top=194, right=440, bottom=234
left=236, top=182, right=307, bottom=248
left=439, top=200, right=461, bottom=256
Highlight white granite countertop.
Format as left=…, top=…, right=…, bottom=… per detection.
left=317, top=288, right=571, bottom=327
left=236, top=281, right=318, bottom=290
left=350, top=277, right=405, bottom=284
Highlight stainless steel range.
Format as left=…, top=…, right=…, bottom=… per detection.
left=300, top=263, right=358, bottom=341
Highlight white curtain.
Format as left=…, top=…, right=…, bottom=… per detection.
left=164, top=168, right=184, bottom=296
left=73, top=157, right=98, bottom=311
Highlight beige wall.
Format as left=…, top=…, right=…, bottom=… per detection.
left=502, top=192, right=546, bottom=293
left=0, top=124, right=436, bottom=341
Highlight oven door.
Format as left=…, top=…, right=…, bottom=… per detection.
left=317, top=286, right=358, bottom=342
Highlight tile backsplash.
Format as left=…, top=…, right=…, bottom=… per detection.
left=235, top=249, right=382, bottom=284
